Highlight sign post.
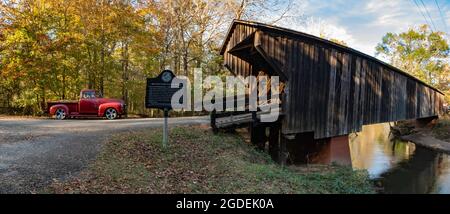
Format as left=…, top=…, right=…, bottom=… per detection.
left=145, top=70, right=181, bottom=148
left=163, top=108, right=169, bottom=148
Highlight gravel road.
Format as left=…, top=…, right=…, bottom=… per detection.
left=0, top=116, right=209, bottom=193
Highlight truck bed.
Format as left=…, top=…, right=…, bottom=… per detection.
left=47, top=100, right=79, bottom=113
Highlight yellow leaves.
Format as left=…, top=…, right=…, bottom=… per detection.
left=1, top=0, right=231, bottom=114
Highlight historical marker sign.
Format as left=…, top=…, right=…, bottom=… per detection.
left=145, top=69, right=182, bottom=148
left=145, top=70, right=181, bottom=110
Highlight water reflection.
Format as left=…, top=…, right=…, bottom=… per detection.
left=349, top=123, right=450, bottom=194
left=431, top=156, right=450, bottom=194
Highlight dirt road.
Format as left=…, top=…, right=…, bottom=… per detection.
left=0, top=116, right=209, bottom=193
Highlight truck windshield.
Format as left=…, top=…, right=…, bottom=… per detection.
left=82, top=91, right=102, bottom=99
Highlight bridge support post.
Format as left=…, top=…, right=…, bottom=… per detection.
left=268, top=124, right=280, bottom=162
left=249, top=124, right=267, bottom=150
left=278, top=134, right=295, bottom=165
left=276, top=133, right=352, bottom=166
left=317, top=135, right=352, bottom=166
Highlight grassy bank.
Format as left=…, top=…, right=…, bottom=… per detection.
left=393, top=116, right=450, bottom=143
left=47, top=126, right=374, bottom=194
left=432, top=117, right=450, bottom=142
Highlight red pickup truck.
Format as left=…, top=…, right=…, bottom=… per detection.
left=47, top=89, right=126, bottom=120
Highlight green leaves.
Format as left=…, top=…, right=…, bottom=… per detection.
left=376, top=25, right=450, bottom=102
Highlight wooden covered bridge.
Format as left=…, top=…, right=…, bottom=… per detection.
left=213, top=20, right=445, bottom=165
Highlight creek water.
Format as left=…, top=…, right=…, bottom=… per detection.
left=349, top=123, right=450, bottom=194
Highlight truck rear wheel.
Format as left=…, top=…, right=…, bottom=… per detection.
left=55, top=108, right=66, bottom=120
left=105, top=108, right=118, bottom=120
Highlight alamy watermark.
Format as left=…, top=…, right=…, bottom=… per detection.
left=169, top=68, right=282, bottom=122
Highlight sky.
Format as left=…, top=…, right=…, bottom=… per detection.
left=271, top=0, right=450, bottom=60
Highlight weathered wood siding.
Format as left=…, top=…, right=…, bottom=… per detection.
left=222, top=24, right=258, bottom=77
left=221, top=21, right=445, bottom=139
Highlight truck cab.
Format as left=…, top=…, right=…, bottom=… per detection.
left=79, top=90, right=104, bottom=114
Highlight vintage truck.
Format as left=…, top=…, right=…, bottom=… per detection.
left=47, top=89, right=126, bottom=120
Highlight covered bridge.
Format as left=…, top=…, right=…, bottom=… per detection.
left=216, top=20, right=445, bottom=164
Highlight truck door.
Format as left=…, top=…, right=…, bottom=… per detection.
left=79, top=91, right=98, bottom=114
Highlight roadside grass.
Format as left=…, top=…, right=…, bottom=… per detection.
left=47, top=126, right=375, bottom=194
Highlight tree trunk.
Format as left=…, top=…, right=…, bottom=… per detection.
left=183, top=51, right=188, bottom=76
left=100, top=45, right=105, bottom=95
left=62, top=66, right=66, bottom=100
left=100, top=1, right=105, bottom=95
left=121, top=42, right=129, bottom=112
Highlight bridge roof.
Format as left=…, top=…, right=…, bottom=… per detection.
left=220, top=20, right=443, bottom=95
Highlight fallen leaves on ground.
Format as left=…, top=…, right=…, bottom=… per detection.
left=47, top=126, right=374, bottom=194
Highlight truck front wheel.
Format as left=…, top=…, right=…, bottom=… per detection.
left=55, top=108, right=66, bottom=120
left=105, top=108, right=118, bottom=120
